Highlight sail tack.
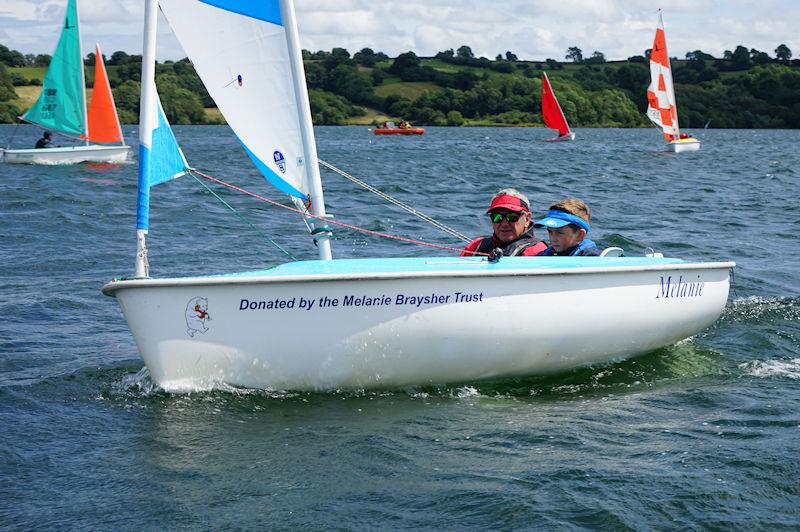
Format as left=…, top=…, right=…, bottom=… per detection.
left=158, top=0, right=311, bottom=200
left=646, top=12, right=679, bottom=141
left=22, top=0, right=86, bottom=136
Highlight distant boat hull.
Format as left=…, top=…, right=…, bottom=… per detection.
left=546, top=131, right=576, bottom=142
left=374, top=128, right=425, bottom=136
left=667, top=138, right=701, bottom=153
left=1, top=144, right=129, bottom=165
left=103, top=256, right=733, bottom=392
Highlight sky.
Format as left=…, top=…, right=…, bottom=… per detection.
left=0, top=0, right=798, bottom=63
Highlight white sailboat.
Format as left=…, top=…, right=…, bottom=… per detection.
left=102, top=0, right=734, bottom=392
left=646, top=11, right=700, bottom=153
left=1, top=0, right=128, bottom=165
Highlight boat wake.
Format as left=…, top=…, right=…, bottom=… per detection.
left=739, top=358, right=800, bottom=380
left=726, top=295, right=800, bottom=322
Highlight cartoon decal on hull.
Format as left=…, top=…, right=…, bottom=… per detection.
left=185, top=297, right=211, bottom=337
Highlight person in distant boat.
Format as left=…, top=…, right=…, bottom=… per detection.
left=461, top=188, right=547, bottom=257
left=35, top=131, right=53, bottom=149
left=534, top=198, right=600, bottom=256
left=398, top=120, right=409, bottom=129
left=679, top=133, right=694, bottom=139
left=379, top=121, right=388, bottom=129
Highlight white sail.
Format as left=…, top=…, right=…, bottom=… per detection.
left=158, top=0, right=311, bottom=199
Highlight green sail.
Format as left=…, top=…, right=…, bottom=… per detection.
left=22, top=0, right=86, bottom=136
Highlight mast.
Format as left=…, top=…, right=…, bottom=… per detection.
left=74, top=0, right=89, bottom=146
left=280, top=0, right=333, bottom=261
left=134, top=0, right=158, bottom=278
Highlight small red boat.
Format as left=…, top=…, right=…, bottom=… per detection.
left=373, top=121, right=424, bottom=136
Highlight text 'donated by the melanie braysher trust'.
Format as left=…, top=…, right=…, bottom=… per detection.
left=238, top=291, right=485, bottom=311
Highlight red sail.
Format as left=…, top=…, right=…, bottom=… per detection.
left=84, top=44, right=123, bottom=143
left=541, top=73, right=570, bottom=136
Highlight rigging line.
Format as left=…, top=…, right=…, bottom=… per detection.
left=188, top=171, right=297, bottom=261
left=318, top=159, right=471, bottom=243
left=3, top=123, right=20, bottom=149
left=191, top=169, right=487, bottom=257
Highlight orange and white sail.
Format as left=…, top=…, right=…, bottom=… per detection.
left=541, top=72, right=572, bottom=138
left=646, top=11, right=680, bottom=141
left=83, top=44, right=124, bottom=143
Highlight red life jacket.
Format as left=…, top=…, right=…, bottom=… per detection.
left=461, top=229, right=547, bottom=257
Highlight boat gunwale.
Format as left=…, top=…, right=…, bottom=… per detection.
left=102, top=260, right=736, bottom=296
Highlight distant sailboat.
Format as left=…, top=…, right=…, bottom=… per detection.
left=1, top=0, right=128, bottom=165
left=541, top=72, right=575, bottom=141
left=645, top=11, right=699, bottom=153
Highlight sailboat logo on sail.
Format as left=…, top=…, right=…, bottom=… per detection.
left=273, top=150, right=287, bottom=173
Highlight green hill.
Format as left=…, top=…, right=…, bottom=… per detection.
left=3, top=44, right=799, bottom=128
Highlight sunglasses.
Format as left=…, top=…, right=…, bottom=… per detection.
left=489, top=211, right=525, bottom=223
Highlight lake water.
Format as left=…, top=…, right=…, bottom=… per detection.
left=1, top=124, right=799, bottom=529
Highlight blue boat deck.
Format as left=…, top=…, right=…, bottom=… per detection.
left=217, top=256, right=688, bottom=279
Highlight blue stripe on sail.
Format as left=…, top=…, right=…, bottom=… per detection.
left=136, top=143, right=152, bottom=231
left=136, top=99, right=188, bottom=231
left=149, top=101, right=188, bottom=187
left=240, top=141, right=306, bottom=199
left=199, top=0, right=282, bottom=25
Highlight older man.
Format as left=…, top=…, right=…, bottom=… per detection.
left=461, top=188, right=547, bottom=257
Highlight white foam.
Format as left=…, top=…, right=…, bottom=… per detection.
left=739, top=358, right=800, bottom=380
left=453, top=386, right=480, bottom=398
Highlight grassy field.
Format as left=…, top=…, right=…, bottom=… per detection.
left=13, top=86, right=94, bottom=112
left=9, top=66, right=47, bottom=83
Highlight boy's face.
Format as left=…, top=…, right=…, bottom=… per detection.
left=547, top=226, right=586, bottom=253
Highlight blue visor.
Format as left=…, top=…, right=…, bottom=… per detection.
left=533, top=210, right=590, bottom=233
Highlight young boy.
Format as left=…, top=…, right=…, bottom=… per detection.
left=533, top=198, right=600, bottom=256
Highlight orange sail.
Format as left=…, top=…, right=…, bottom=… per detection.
left=541, top=73, right=571, bottom=138
left=84, top=44, right=123, bottom=143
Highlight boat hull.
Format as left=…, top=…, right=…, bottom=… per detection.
left=1, top=144, right=129, bottom=164
left=667, top=138, right=700, bottom=153
left=103, top=257, right=734, bottom=392
left=547, top=131, right=576, bottom=142
left=374, top=128, right=424, bottom=135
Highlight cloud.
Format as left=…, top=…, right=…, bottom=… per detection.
left=0, top=0, right=797, bottom=62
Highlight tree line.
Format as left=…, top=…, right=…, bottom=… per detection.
left=1, top=42, right=799, bottom=128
